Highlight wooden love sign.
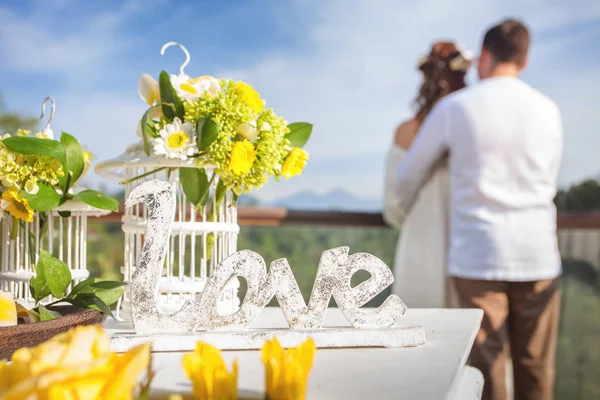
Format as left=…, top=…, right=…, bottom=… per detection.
left=125, top=180, right=408, bottom=335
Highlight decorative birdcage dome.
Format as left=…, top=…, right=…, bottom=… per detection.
left=95, top=141, right=241, bottom=319
left=0, top=198, right=110, bottom=306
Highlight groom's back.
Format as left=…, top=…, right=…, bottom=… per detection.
left=443, top=77, right=562, bottom=280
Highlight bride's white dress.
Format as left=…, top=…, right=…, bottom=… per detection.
left=384, top=145, right=456, bottom=308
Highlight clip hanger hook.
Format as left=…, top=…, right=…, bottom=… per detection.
left=40, top=96, right=55, bottom=131
left=160, top=42, right=190, bottom=76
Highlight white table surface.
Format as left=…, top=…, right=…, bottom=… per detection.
left=104, top=307, right=483, bottom=400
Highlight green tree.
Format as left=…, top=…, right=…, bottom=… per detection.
left=555, top=179, right=600, bottom=211
left=0, top=95, right=38, bottom=134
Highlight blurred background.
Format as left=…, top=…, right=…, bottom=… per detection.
left=0, top=0, right=599, bottom=398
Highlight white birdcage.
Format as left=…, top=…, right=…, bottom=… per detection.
left=95, top=141, right=241, bottom=319
left=0, top=201, right=109, bottom=306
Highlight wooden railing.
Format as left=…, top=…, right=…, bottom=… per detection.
left=94, top=207, right=600, bottom=229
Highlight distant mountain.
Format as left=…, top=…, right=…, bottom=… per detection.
left=269, top=189, right=381, bottom=211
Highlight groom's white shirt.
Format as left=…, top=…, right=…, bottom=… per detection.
left=394, top=76, right=563, bottom=281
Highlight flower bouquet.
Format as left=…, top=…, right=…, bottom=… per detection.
left=133, top=42, right=313, bottom=207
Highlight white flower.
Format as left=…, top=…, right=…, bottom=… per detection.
left=260, top=122, right=272, bottom=131
left=138, top=74, right=160, bottom=105
left=152, top=117, right=198, bottom=160
left=36, top=127, right=54, bottom=140
left=170, top=74, right=220, bottom=101
left=24, top=179, right=39, bottom=195
left=237, top=121, right=259, bottom=141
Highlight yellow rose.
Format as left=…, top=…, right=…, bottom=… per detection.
left=0, top=325, right=151, bottom=400
left=0, top=290, right=16, bottom=327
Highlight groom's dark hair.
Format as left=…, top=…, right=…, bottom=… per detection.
left=483, top=19, right=530, bottom=66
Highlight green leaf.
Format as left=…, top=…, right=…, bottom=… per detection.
left=285, top=122, right=313, bottom=148
left=20, top=182, right=62, bottom=212
left=90, top=281, right=127, bottom=290
left=196, top=117, right=219, bottom=151
left=180, top=167, right=210, bottom=206
left=29, top=274, right=50, bottom=305
left=73, top=293, right=114, bottom=318
left=69, top=279, right=126, bottom=306
left=140, top=105, right=161, bottom=156
left=38, top=305, right=61, bottom=321
left=68, top=277, right=95, bottom=298
left=215, top=179, right=227, bottom=207
left=2, top=136, right=67, bottom=167
left=60, top=132, right=85, bottom=191
left=37, top=249, right=71, bottom=298
left=158, top=70, right=184, bottom=120
left=58, top=211, right=71, bottom=218
left=74, top=190, right=119, bottom=212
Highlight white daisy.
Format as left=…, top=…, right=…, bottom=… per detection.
left=170, top=74, right=220, bottom=101
left=152, top=117, right=198, bottom=160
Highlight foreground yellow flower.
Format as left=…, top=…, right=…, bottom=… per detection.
left=182, top=342, right=238, bottom=400
left=0, top=290, right=17, bottom=327
left=281, top=149, right=309, bottom=179
left=235, top=82, right=264, bottom=113
left=228, top=140, right=256, bottom=176
left=261, top=338, right=316, bottom=400
left=0, top=325, right=151, bottom=400
left=1, top=190, right=34, bottom=222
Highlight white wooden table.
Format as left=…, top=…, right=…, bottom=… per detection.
left=104, top=308, right=484, bottom=400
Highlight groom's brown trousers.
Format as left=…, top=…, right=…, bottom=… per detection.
left=453, top=277, right=561, bottom=400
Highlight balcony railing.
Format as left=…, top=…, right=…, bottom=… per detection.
left=90, top=208, right=600, bottom=399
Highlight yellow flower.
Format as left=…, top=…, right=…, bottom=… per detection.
left=261, top=338, right=316, bottom=400
left=235, top=82, right=264, bottom=113
left=1, top=190, right=34, bottom=222
left=281, top=149, right=309, bottom=179
left=182, top=342, right=238, bottom=400
left=16, top=129, right=30, bottom=137
left=0, top=290, right=17, bottom=327
left=228, top=140, right=256, bottom=176
left=0, top=325, right=151, bottom=400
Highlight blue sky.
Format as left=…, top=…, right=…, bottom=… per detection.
left=1, top=0, right=599, bottom=201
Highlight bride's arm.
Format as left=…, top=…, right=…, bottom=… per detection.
left=383, top=145, right=408, bottom=229
left=392, top=101, right=451, bottom=218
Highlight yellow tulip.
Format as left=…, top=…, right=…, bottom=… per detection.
left=0, top=290, right=16, bottom=327
left=0, top=325, right=151, bottom=400
left=261, top=338, right=316, bottom=400
left=182, top=342, right=238, bottom=400
left=138, top=73, right=161, bottom=106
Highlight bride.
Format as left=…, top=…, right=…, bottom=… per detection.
left=384, top=42, right=472, bottom=308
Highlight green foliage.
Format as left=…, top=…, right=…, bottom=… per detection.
left=0, top=96, right=38, bottom=133
left=555, top=179, right=600, bottom=211
left=21, top=182, right=62, bottom=211
left=60, top=132, right=85, bottom=190
left=180, top=167, right=210, bottom=207
left=285, top=122, right=313, bottom=148
left=38, top=305, right=61, bottom=321
left=158, top=70, right=184, bottom=120
left=74, top=190, right=120, bottom=212
left=2, top=136, right=67, bottom=167
left=141, top=105, right=161, bottom=155
left=30, top=249, right=72, bottom=303
left=196, top=117, right=219, bottom=151
left=29, top=251, right=126, bottom=319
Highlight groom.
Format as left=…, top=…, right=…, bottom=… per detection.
left=393, top=19, right=562, bottom=400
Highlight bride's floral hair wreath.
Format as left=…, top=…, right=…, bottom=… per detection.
left=418, top=42, right=473, bottom=72
left=134, top=42, right=313, bottom=201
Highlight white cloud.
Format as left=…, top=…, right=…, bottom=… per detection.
left=220, top=0, right=600, bottom=199
left=1, top=0, right=598, bottom=201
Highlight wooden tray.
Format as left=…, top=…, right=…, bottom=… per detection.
left=0, top=305, right=106, bottom=360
